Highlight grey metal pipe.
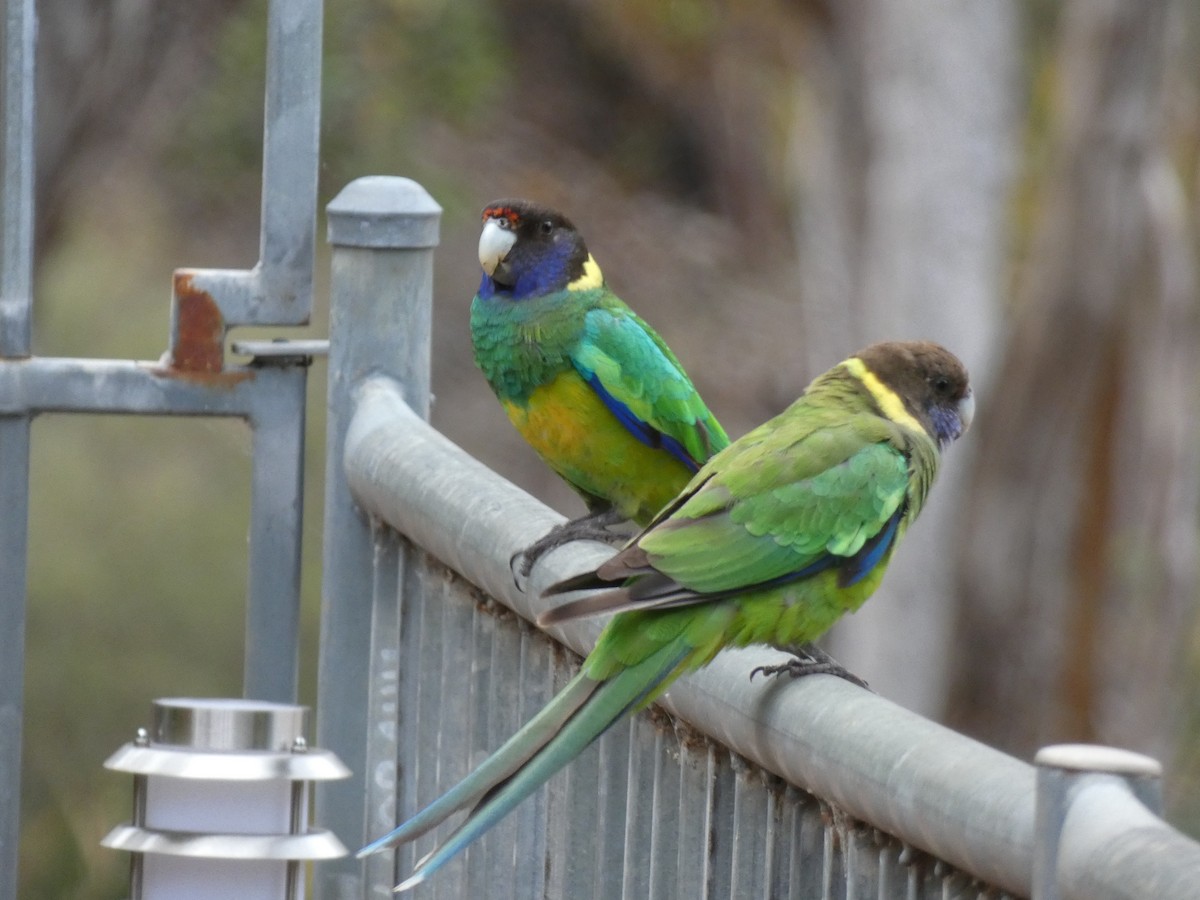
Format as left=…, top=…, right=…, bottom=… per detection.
left=342, top=376, right=1037, bottom=898
left=1057, top=780, right=1200, bottom=900
left=0, top=355, right=291, bottom=417
left=1035, top=743, right=1200, bottom=900
left=316, top=176, right=441, bottom=899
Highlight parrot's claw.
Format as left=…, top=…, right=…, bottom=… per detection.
left=750, top=646, right=871, bottom=691
left=510, top=510, right=630, bottom=585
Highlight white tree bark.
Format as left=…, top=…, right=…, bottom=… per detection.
left=790, top=0, right=1020, bottom=713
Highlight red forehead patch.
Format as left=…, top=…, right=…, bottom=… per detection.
left=482, top=206, right=521, bottom=226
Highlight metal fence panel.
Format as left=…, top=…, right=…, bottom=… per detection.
left=320, top=180, right=1200, bottom=896
left=333, top=375, right=1036, bottom=899
left=333, top=533, right=1021, bottom=900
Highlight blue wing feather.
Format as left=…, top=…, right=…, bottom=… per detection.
left=837, top=505, right=903, bottom=587
left=584, top=372, right=701, bottom=472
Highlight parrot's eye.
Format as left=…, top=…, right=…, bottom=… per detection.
left=931, top=375, right=951, bottom=394
left=539, top=220, right=554, bottom=235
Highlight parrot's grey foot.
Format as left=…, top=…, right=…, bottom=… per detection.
left=510, top=509, right=629, bottom=584
left=750, top=645, right=871, bottom=691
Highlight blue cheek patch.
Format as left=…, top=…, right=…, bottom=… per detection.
left=477, top=271, right=498, bottom=299
left=479, top=242, right=577, bottom=301
left=584, top=373, right=700, bottom=472
left=928, top=405, right=962, bottom=448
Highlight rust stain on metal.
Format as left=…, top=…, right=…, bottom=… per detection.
left=172, top=272, right=225, bottom=373
left=161, top=272, right=252, bottom=387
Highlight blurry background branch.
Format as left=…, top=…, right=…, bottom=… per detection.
left=33, top=0, right=248, bottom=257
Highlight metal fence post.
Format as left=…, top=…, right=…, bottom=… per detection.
left=316, top=176, right=440, bottom=900
left=1034, top=743, right=1166, bottom=900
left=243, top=363, right=311, bottom=702
left=0, top=1, right=36, bottom=896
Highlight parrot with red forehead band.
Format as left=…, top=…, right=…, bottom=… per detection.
left=470, top=199, right=729, bottom=575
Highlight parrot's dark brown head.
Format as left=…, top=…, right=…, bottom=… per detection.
left=477, top=199, right=596, bottom=300
left=852, top=341, right=974, bottom=448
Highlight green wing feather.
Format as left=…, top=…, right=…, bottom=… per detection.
left=571, top=304, right=729, bottom=467
left=637, top=414, right=910, bottom=594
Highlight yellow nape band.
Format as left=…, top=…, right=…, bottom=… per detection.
left=567, top=254, right=604, bottom=291
left=842, top=357, right=923, bottom=434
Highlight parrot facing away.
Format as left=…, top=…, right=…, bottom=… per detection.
left=359, top=340, right=974, bottom=891
left=471, top=199, right=729, bottom=574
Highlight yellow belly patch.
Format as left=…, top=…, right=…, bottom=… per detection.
left=503, top=373, right=693, bottom=523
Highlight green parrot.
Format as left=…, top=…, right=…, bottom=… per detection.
left=359, top=340, right=974, bottom=890
left=471, top=199, right=729, bottom=574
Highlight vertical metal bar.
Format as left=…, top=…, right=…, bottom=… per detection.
left=0, top=418, right=29, bottom=900
left=316, top=176, right=440, bottom=899
left=461, top=589, right=494, bottom=900
left=244, top=366, right=309, bottom=701
left=706, top=747, right=737, bottom=898
left=544, top=644, right=595, bottom=899
left=1033, top=743, right=1162, bottom=900
left=647, top=725, right=681, bottom=900
left=0, top=4, right=35, bottom=896
left=729, top=757, right=771, bottom=900
left=508, top=621, right=554, bottom=899
left=477, top=591, right=524, bottom=900
left=621, top=717, right=655, bottom=898
left=393, top=533, right=430, bottom=890
left=1, top=0, right=34, bottom=356
left=287, top=761, right=306, bottom=900
left=167, top=0, right=322, bottom=333
left=257, top=0, right=322, bottom=325
left=359, top=522, right=401, bottom=896
left=130, top=733, right=148, bottom=900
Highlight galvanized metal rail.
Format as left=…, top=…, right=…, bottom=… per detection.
left=315, top=178, right=1200, bottom=900
left=0, top=1, right=323, bottom=896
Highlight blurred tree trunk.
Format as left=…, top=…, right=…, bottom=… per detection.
left=789, top=0, right=1020, bottom=713
left=947, top=0, right=1199, bottom=765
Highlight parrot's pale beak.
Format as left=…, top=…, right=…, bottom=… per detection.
left=479, top=218, right=517, bottom=286
left=957, top=389, right=975, bottom=434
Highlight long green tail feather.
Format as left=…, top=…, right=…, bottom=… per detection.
left=394, top=640, right=689, bottom=891
left=357, top=672, right=598, bottom=857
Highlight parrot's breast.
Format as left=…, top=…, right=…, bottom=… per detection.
left=504, top=372, right=696, bottom=524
